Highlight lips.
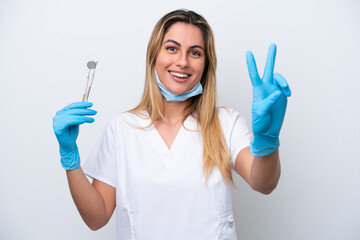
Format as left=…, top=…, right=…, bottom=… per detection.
left=169, top=71, right=191, bottom=79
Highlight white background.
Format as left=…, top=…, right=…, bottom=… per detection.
left=1, top=0, right=359, bottom=239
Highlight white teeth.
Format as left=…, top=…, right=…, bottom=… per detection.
left=170, top=71, right=189, bottom=78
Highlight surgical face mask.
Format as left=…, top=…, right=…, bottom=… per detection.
left=155, top=71, right=203, bottom=102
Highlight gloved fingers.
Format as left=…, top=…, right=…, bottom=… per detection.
left=273, top=73, right=291, bottom=97
left=246, top=51, right=261, bottom=87
left=54, top=115, right=94, bottom=132
left=62, top=102, right=93, bottom=111
left=63, top=116, right=95, bottom=129
left=63, top=108, right=97, bottom=116
left=254, top=90, right=282, bottom=113
left=263, top=43, right=277, bottom=82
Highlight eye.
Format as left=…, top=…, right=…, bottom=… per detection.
left=190, top=51, right=201, bottom=57
left=166, top=46, right=177, bottom=52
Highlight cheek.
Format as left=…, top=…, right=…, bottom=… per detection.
left=194, top=61, right=206, bottom=77
left=156, top=52, right=172, bottom=69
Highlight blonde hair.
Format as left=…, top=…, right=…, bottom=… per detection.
left=129, top=9, right=233, bottom=185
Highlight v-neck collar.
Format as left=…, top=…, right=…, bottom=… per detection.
left=139, top=110, right=200, bottom=155
left=153, top=123, right=183, bottom=152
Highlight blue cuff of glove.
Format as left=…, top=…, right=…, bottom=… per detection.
left=250, top=136, right=280, bottom=157
left=60, top=144, right=80, bottom=170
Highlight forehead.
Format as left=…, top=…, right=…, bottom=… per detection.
left=163, top=22, right=204, bottom=46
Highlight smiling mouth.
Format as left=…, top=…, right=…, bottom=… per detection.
left=169, top=71, right=190, bottom=79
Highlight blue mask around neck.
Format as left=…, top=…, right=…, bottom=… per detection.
left=155, top=71, right=203, bottom=102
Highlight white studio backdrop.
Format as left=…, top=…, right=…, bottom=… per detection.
left=0, top=0, right=359, bottom=239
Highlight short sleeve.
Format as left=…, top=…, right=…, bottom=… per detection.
left=82, top=119, right=117, bottom=188
left=218, top=108, right=253, bottom=170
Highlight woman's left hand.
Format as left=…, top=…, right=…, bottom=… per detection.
left=246, top=43, right=291, bottom=156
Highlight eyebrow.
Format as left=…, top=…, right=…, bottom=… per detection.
left=163, top=39, right=204, bottom=51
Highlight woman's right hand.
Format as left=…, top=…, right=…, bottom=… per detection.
left=53, top=102, right=97, bottom=170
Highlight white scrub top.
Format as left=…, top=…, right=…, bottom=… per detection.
left=83, top=107, right=252, bottom=240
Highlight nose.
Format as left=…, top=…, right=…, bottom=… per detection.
left=176, top=51, right=188, bottom=68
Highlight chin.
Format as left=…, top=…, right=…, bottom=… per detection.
left=171, top=89, right=187, bottom=95
left=166, top=85, right=190, bottom=95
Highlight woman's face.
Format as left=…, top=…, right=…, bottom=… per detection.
left=155, top=22, right=206, bottom=95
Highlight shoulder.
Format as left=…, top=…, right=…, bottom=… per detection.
left=217, top=106, right=248, bottom=132
left=217, top=106, right=244, bottom=122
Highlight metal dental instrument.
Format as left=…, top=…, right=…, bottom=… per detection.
left=82, top=61, right=98, bottom=102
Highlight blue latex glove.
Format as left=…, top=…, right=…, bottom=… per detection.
left=53, top=102, right=97, bottom=170
left=246, top=43, right=291, bottom=156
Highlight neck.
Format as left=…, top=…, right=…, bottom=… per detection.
left=160, top=97, right=189, bottom=124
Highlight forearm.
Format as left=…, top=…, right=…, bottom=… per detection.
left=249, top=149, right=281, bottom=194
left=66, top=167, right=107, bottom=230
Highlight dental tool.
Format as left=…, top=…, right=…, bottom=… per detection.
left=82, top=61, right=98, bottom=102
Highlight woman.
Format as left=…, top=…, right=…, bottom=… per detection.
left=53, top=9, right=291, bottom=240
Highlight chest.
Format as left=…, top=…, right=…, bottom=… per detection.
left=116, top=123, right=233, bottom=204
left=114, top=119, right=236, bottom=239
left=119, top=124, right=203, bottom=185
